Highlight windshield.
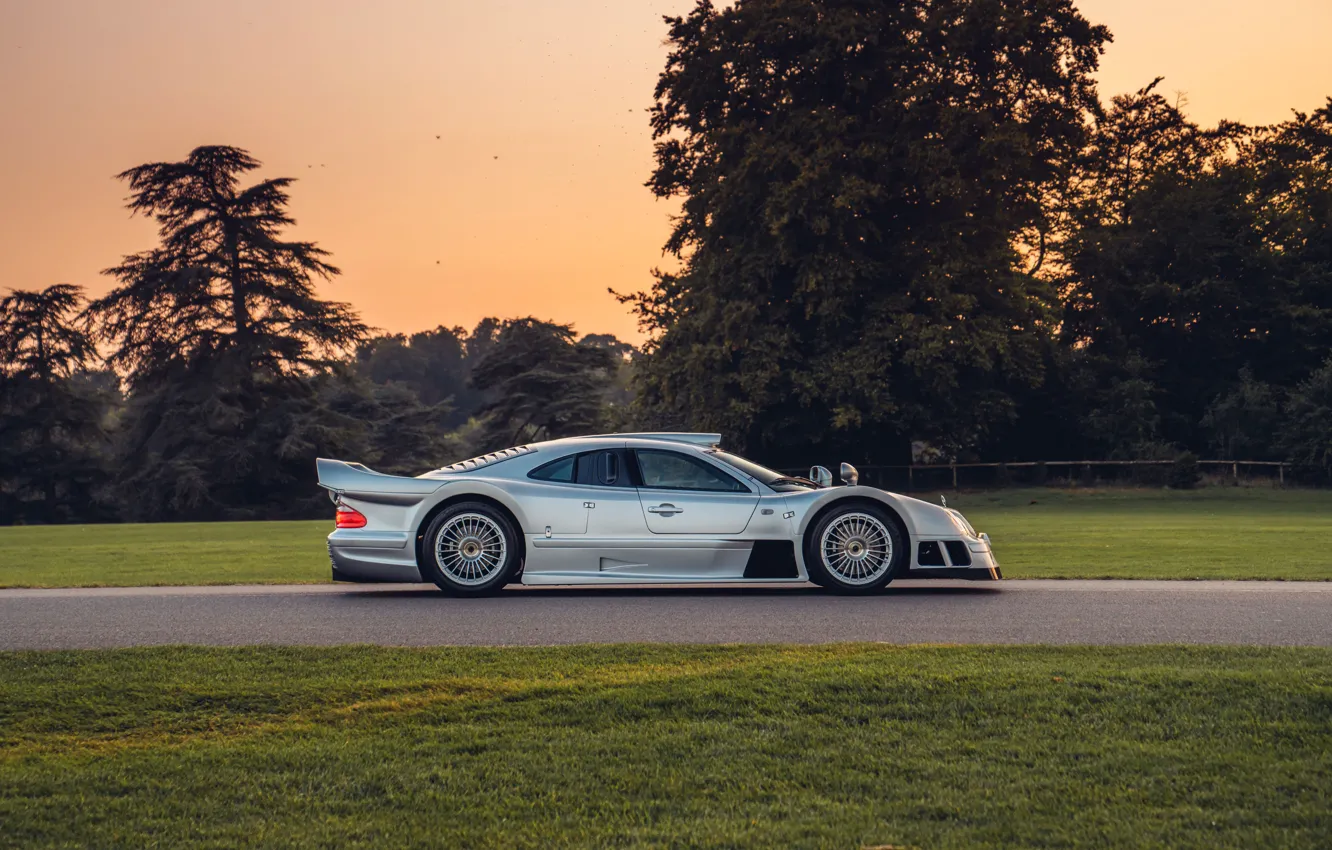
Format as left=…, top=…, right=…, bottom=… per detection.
left=708, top=450, right=816, bottom=490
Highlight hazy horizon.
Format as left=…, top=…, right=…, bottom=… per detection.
left=3, top=0, right=1330, bottom=342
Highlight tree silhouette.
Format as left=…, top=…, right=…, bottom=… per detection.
left=87, top=146, right=372, bottom=520
left=624, top=0, right=1109, bottom=464
left=469, top=319, right=616, bottom=449
left=0, top=284, right=95, bottom=381
left=91, top=145, right=365, bottom=382
left=0, top=284, right=110, bottom=522
left=354, top=325, right=480, bottom=427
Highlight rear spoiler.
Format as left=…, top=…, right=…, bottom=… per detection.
left=315, top=458, right=445, bottom=506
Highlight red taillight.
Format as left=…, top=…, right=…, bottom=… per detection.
left=335, top=505, right=367, bottom=528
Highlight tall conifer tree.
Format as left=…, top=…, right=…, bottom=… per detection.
left=88, top=146, right=371, bottom=519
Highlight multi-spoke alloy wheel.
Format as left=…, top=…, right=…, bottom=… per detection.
left=819, top=512, right=893, bottom=584
left=435, top=513, right=507, bottom=585
left=806, top=504, right=905, bottom=593
left=421, top=502, right=519, bottom=595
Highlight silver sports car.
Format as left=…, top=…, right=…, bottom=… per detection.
left=316, top=432, right=999, bottom=595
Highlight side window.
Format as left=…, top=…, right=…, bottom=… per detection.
left=528, top=454, right=576, bottom=483
left=575, top=450, right=633, bottom=488
left=636, top=450, right=749, bottom=492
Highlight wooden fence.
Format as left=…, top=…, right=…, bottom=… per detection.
left=780, top=460, right=1290, bottom=491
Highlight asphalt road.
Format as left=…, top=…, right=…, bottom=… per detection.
left=1, top=579, right=1329, bottom=649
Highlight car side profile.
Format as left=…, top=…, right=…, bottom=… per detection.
left=316, top=432, right=999, bottom=595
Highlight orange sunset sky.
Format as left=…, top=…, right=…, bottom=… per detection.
left=2, top=0, right=1330, bottom=343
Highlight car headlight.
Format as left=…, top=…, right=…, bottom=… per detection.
left=947, top=509, right=977, bottom=538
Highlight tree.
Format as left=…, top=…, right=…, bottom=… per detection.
left=1201, top=368, right=1282, bottom=461
left=1056, top=87, right=1332, bottom=461
left=1246, top=100, right=1332, bottom=388
left=579, top=333, right=639, bottom=427
left=622, top=0, right=1109, bottom=464
left=1280, top=357, right=1332, bottom=482
left=91, top=146, right=364, bottom=379
left=319, top=378, right=461, bottom=477
left=1056, top=81, right=1270, bottom=455
left=468, top=318, right=616, bottom=450
left=355, top=325, right=480, bottom=427
left=0, top=284, right=111, bottom=522
left=87, top=146, right=370, bottom=520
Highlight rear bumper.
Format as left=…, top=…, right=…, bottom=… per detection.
left=327, top=530, right=424, bottom=583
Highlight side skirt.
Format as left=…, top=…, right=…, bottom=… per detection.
left=903, top=567, right=1003, bottom=581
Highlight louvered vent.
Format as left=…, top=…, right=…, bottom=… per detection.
left=435, top=445, right=536, bottom=474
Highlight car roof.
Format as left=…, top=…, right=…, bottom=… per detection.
left=527, top=432, right=720, bottom=453
left=422, top=433, right=724, bottom=479
left=571, top=432, right=721, bottom=448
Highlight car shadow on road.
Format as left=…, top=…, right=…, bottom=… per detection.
left=335, top=583, right=1003, bottom=600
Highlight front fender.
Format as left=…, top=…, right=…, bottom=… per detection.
left=788, top=487, right=958, bottom=541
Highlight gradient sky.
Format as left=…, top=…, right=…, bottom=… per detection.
left=2, top=0, right=1330, bottom=343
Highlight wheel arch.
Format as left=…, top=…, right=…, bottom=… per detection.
left=798, top=493, right=911, bottom=542
left=796, top=495, right=911, bottom=578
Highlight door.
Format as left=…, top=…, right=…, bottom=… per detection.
left=578, top=449, right=651, bottom=541
left=522, top=448, right=653, bottom=582
left=634, top=449, right=760, bottom=534
left=517, top=452, right=589, bottom=536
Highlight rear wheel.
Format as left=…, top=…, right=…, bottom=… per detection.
left=804, top=503, right=905, bottom=594
left=420, top=502, right=521, bottom=596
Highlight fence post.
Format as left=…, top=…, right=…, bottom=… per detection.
left=1232, top=462, right=1238, bottom=483
left=951, top=463, right=957, bottom=490
left=1279, top=464, right=1285, bottom=486
left=908, top=466, right=914, bottom=490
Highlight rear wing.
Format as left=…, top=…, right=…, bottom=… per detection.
left=315, top=458, right=445, bottom=506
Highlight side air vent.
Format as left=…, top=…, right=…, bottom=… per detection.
left=918, top=541, right=946, bottom=567
left=743, top=540, right=800, bottom=579
left=943, top=541, right=973, bottom=567
left=434, top=445, right=535, bottom=474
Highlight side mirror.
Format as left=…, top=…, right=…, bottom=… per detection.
left=840, top=462, right=859, bottom=486
left=809, top=466, right=833, bottom=488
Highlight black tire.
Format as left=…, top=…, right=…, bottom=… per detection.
left=803, top=502, right=906, bottom=594
left=419, top=501, right=522, bottom=596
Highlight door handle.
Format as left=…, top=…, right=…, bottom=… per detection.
left=647, top=503, right=683, bottom=516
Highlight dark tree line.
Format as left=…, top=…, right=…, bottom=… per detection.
left=624, top=0, right=1332, bottom=481
left=0, top=148, right=633, bottom=524
left=5, top=0, right=1332, bottom=525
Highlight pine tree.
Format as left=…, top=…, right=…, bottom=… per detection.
left=87, top=146, right=371, bottom=519
left=0, top=284, right=111, bottom=522
left=92, top=146, right=364, bottom=380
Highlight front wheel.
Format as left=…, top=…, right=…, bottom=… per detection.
left=420, top=502, right=522, bottom=596
left=804, top=503, right=906, bottom=594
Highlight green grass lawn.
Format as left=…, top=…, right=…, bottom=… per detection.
left=0, top=644, right=1327, bottom=849
left=947, top=487, right=1332, bottom=580
left=0, top=519, right=332, bottom=587
left=0, top=487, right=1329, bottom=587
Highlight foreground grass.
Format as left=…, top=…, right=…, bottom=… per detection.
left=0, top=487, right=1329, bottom=587
left=0, top=645, right=1328, bottom=849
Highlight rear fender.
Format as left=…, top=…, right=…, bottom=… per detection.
left=413, top=481, right=534, bottom=536
left=317, top=459, right=534, bottom=539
